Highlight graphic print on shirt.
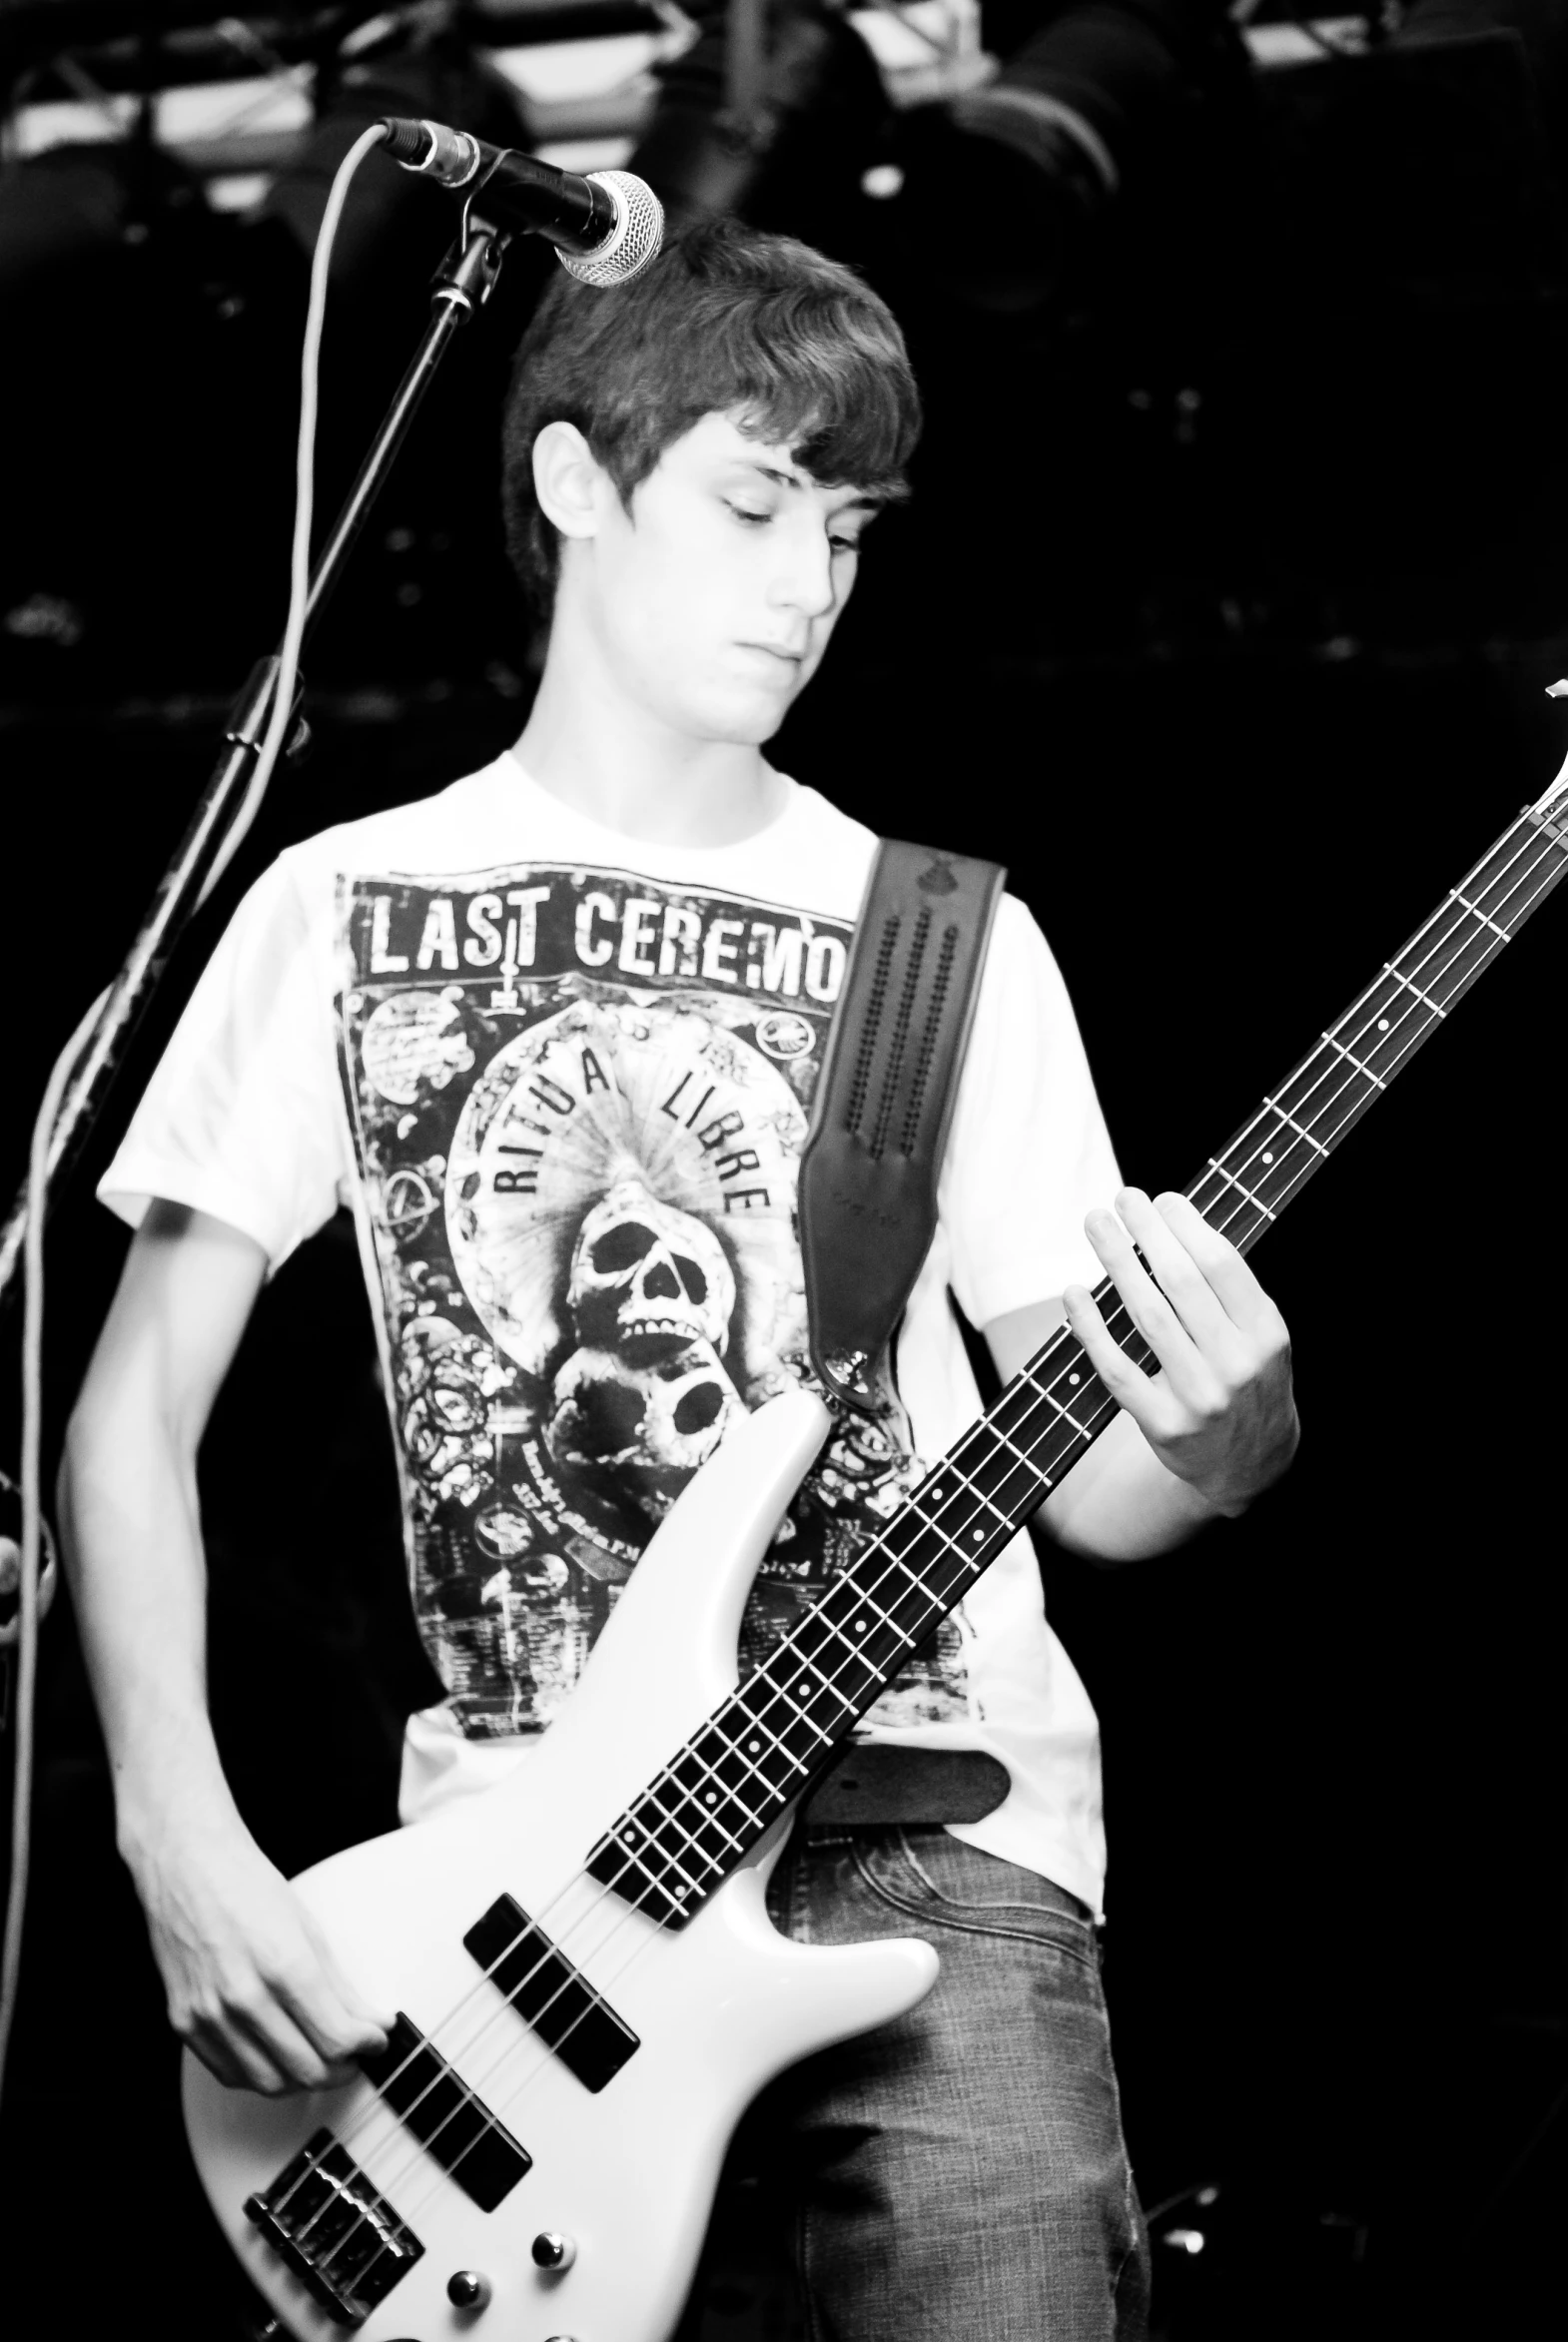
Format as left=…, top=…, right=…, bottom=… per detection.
left=338, top=862, right=973, bottom=1740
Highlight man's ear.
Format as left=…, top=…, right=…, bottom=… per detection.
left=532, top=420, right=608, bottom=543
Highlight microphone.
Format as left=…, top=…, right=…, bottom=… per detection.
left=379, top=116, right=663, bottom=287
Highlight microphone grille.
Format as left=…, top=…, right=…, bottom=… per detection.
left=560, top=172, right=664, bottom=288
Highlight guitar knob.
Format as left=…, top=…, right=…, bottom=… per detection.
left=532, top=2231, right=578, bottom=2270
left=446, top=2269, right=492, bottom=2309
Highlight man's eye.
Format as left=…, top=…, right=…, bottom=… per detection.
left=727, top=503, right=772, bottom=525
left=830, top=536, right=863, bottom=557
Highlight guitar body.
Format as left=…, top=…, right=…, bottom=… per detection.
left=184, top=1391, right=942, bottom=2342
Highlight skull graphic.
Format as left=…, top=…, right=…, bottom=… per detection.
left=543, top=1181, right=743, bottom=1527
left=565, top=1178, right=735, bottom=1355
left=544, top=1338, right=742, bottom=1520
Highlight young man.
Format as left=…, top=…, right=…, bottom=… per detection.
left=61, top=219, right=1297, bottom=2340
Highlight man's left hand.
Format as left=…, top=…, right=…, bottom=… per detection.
left=1063, top=1187, right=1299, bottom=1518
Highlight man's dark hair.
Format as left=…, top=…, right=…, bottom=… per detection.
left=500, top=216, right=922, bottom=609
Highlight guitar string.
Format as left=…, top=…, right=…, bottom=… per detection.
left=288, top=809, right=1567, bottom=2288
left=286, top=803, right=1566, bottom=2281
left=288, top=805, right=1566, bottom=2283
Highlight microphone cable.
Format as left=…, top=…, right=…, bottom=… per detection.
left=0, top=119, right=386, bottom=2107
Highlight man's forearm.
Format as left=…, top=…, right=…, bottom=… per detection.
left=58, top=1403, right=242, bottom=1867
left=55, top=1207, right=391, bottom=2093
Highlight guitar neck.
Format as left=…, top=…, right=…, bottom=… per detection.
left=588, top=780, right=1568, bottom=1927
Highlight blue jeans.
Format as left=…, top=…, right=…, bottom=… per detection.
left=729, top=1825, right=1151, bottom=2341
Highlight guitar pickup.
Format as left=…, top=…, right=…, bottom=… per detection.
left=359, top=2011, right=530, bottom=2211
left=245, top=2128, right=422, bottom=2326
left=464, top=1894, right=640, bottom=2092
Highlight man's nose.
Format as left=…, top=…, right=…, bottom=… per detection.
left=770, top=522, right=837, bottom=619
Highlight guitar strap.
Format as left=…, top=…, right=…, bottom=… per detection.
left=797, top=837, right=1012, bottom=1832
left=800, top=836, right=1007, bottom=1413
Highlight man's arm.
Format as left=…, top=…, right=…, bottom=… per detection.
left=986, top=1186, right=1299, bottom=1564
left=59, top=1201, right=392, bottom=2093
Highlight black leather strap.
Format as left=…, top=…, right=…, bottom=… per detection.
left=799, top=840, right=1006, bottom=1414
left=802, top=1743, right=1010, bottom=1825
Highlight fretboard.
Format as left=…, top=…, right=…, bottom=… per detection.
left=586, top=783, right=1568, bottom=1926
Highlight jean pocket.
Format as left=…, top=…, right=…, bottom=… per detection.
left=850, top=1830, right=1101, bottom=1969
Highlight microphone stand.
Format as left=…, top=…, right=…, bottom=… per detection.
left=0, top=212, right=509, bottom=1311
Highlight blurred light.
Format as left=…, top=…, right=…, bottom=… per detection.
left=1164, top=2227, right=1206, bottom=2255
left=1196, top=2185, right=1219, bottom=2207
left=862, top=163, right=905, bottom=199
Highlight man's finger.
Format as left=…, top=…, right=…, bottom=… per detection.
left=191, top=2008, right=303, bottom=2096
left=186, top=2021, right=256, bottom=2093
left=229, top=1986, right=359, bottom=2093
left=1082, top=1201, right=1211, bottom=1394
left=1152, top=1190, right=1283, bottom=1334
left=1111, top=1187, right=1238, bottom=1352
left=307, top=1921, right=396, bottom=2049
left=267, top=1959, right=390, bottom=2075
left=1062, top=1280, right=1164, bottom=1436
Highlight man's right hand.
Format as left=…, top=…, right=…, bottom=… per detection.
left=127, top=1806, right=393, bottom=2096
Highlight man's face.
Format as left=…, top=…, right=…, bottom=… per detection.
left=567, top=410, right=880, bottom=745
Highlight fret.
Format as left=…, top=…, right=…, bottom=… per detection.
left=1019, top=1363, right=1095, bottom=1442
left=1448, top=885, right=1511, bottom=943
left=1321, top=1032, right=1386, bottom=1089
left=801, top=1610, right=922, bottom=1708
left=838, top=1527, right=972, bottom=1641
left=610, top=1815, right=707, bottom=1902
left=791, top=1602, right=891, bottom=1680
left=637, top=1771, right=746, bottom=1871
left=936, top=1423, right=1030, bottom=1517
left=990, top=1420, right=1054, bottom=1493
left=1206, top=1157, right=1277, bottom=1220
left=966, top=1429, right=1052, bottom=1515
left=1259, top=1095, right=1330, bottom=1158
left=688, top=1722, right=786, bottom=1811
left=931, top=1456, right=1015, bottom=1531
left=749, top=1672, right=841, bottom=1747
left=784, top=1637, right=881, bottom=1714
left=1380, top=964, right=1446, bottom=1021
left=624, top=1788, right=728, bottom=1887
left=820, top=1578, right=912, bottom=1646
left=1247, top=1073, right=1339, bottom=1169
left=1286, top=1049, right=1372, bottom=1138
left=907, top=1475, right=992, bottom=1539
left=1398, top=921, right=1495, bottom=1023
left=1274, top=1071, right=1378, bottom=1186
left=873, top=1545, right=935, bottom=1602
left=726, top=1692, right=814, bottom=1781
left=669, top=1740, right=766, bottom=1831
left=827, top=1605, right=916, bottom=1682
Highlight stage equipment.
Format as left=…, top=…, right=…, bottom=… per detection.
left=628, top=0, right=892, bottom=242
left=896, top=0, right=1237, bottom=312
left=379, top=116, right=663, bottom=283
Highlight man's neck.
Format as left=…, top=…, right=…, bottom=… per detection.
left=512, top=645, right=789, bottom=851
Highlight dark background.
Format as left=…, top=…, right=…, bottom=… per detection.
left=2, top=5, right=1566, bottom=2335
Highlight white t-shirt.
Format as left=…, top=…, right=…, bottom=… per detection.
left=100, top=755, right=1122, bottom=1911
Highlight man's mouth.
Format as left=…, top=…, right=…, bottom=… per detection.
left=739, top=641, right=806, bottom=666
